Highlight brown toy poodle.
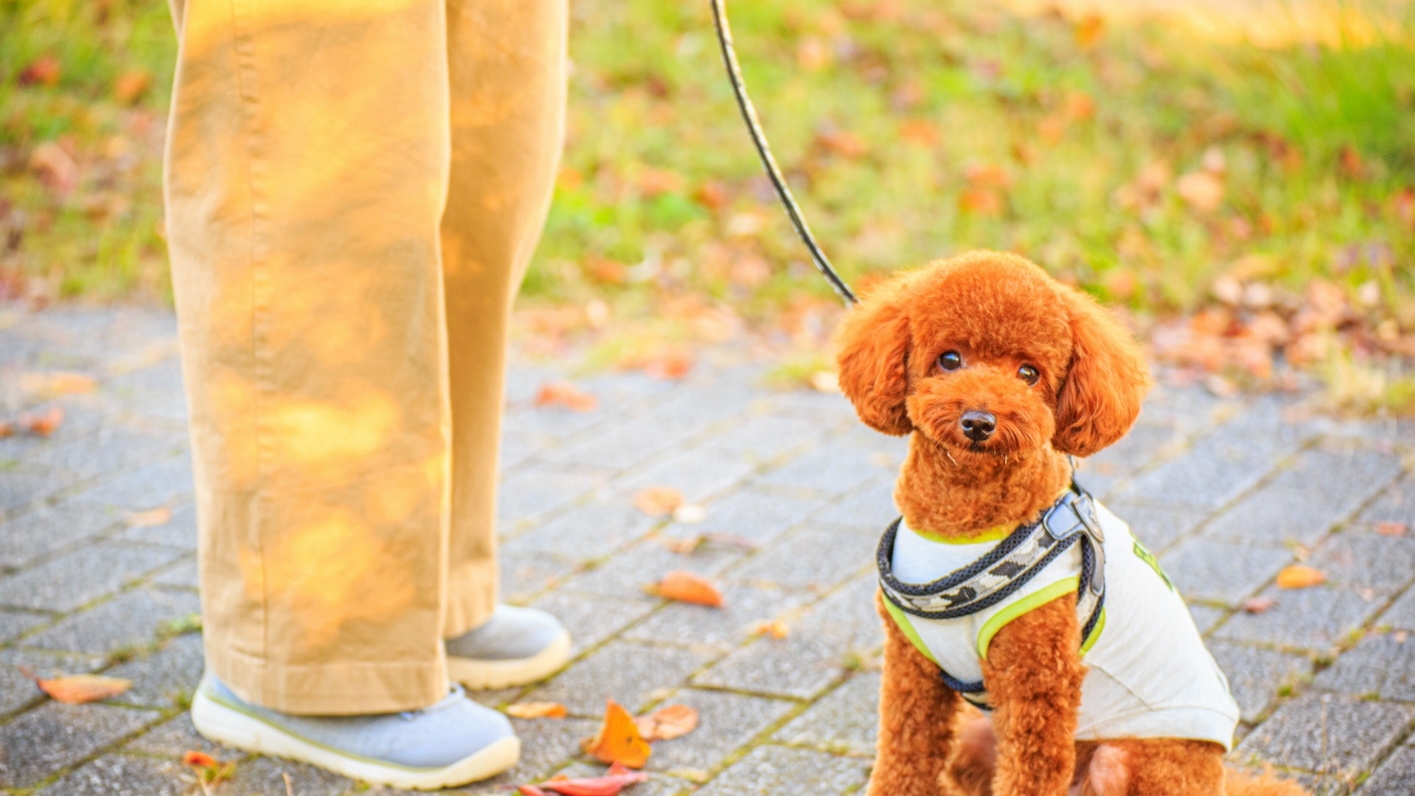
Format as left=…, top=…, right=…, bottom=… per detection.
left=835, top=252, right=1305, bottom=796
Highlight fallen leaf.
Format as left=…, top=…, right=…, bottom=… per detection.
left=641, top=353, right=693, bottom=380
left=22, top=669, right=131, bottom=704
left=633, top=487, right=685, bottom=517
left=535, top=382, right=598, bottom=412
left=28, top=143, right=78, bottom=195
left=182, top=751, right=218, bottom=768
left=958, top=188, right=1003, bottom=216
left=0, top=420, right=14, bottom=438
left=1376, top=521, right=1408, bottom=537
left=581, top=700, right=652, bottom=768
left=634, top=704, right=699, bottom=742
left=748, top=619, right=791, bottom=639
left=113, top=70, right=152, bottom=105
left=125, top=506, right=172, bottom=528
left=1276, top=564, right=1327, bottom=590
left=1074, top=14, right=1106, bottom=49
left=18, top=55, right=61, bottom=87
left=523, top=762, right=649, bottom=796
left=506, top=701, right=568, bottom=719
left=1241, top=596, right=1278, bottom=614
left=23, top=406, right=64, bottom=436
left=671, top=504, right=707, bottom=524
left=656, top=570, right=724, bottom=607
left=1175, top=171, right=1224, bottom=213
left=815, top=128, right=868, bottom=159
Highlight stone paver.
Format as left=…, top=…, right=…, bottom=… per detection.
left=3, top=306, right=1413, bottom=794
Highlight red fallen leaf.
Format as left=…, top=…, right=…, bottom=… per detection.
left=18, top=55, right=61, bottom=87
left=526, top=762, right=649, bottom=796
left=1242, top=596, right=1278, bottom=614
left=182, top=751, right=218, bottom=768
left=518, top=786, right=551, bottom=796
left=21, top=668, right=131, bottom=704
left=654, top=570, right=724, bottom=607
left=581, top=700, right=651, bottom=768
left=633, top=704, right=698, bottom=741
left=633, top=487, right=684, bottom=517
left=1376, top=521, right=1408, bottom=537
left=535, top=382, right=598, bottom=412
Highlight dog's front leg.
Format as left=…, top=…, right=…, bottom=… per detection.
left=870, top=590, right=962, bottom=796
left=980, top=596, right=1085, bottom=796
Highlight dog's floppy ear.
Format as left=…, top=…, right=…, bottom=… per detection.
left=835, top=277, right=914, bottom=436
left=1052, top=286, right=1150, bottom=457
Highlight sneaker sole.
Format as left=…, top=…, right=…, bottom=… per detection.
left=448, top=630, right=573, bottom=690
left=190, top=690, right=520, bottom=790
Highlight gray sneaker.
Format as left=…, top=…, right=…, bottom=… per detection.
left=445, top=605, right=572, bottom=689
left=190, top=675, right=518, bottom=790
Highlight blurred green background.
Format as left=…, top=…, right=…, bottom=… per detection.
left=2, top=0, right=1413, bottom=410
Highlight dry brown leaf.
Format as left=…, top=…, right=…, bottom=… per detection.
left=1176, top=171, right=1224, bottom=212
left=633, top=487, right=685, bottom=517
left=581, top=699, right=652, bottom=768
left=23, top=669, right=131, bottom=704
left=1241, top=596, right=1278, bottom=614
left=1276, top=564, right=1327, bottom=590
left=125, top=506, right=172, bottom=528
left=1376, top=521, right=1408, bottom=537
left=633, top=704, right=699, bottom=742
left=23, top=406, right=64, bottom=437
left=656, top=570, right=724, bottom=607
left=506, top=701, right=568, bottom=719
left=535, top=382, right=598, bottom=412
left=748, top=619, right=791, bottom=639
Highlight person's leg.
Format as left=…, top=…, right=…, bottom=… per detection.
left=166, top=0, right=455, bottom=717
left=437, top=0, right=572, bottom=686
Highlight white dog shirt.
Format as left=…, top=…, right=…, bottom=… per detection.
left=882, top=498, right=1240, bottom=750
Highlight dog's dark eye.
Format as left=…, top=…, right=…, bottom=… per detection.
left=1018, top=364, right=1040, bottom=385
left=939, top=351, right=962, bottom=371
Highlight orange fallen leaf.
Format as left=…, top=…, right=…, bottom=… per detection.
left=633, top=487, right=684, bottom=517
left=521, top=762, right=648, bottom=796
left=182, top=751, right=218, bottom=768
left=958, top=188, right=1003, bottom=216
left=506, top=701, right=568, bottom=719
left=23, top=406, right=64, bottom=436
left=581, top=699, right=651, bottom=768
left=656, top=570, right=724, bottom=607
left=0, top=420, right=14, bottom=438
left=641, top=353, right=694, bottom=380
left=634, top=704, right=698, bottom=742
left=22, top=669, right=131, bottom=704
left=535, top=382, right=598, bottom=412
left=748, top=619, right=791, bottom=639
left=125, top=506, right=172, bottom=528
left=1376, top=521, right=1408, bottom=537
left=1241, top=596, right=1278, bottom=614
left=1276, top=564, right=1327, bottom=590
left=113, top=69, right=152, bottom=105
left=1074, top=14, right=1105, bottom=49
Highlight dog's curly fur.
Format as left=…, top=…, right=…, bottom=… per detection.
left=837, top=252, right=1306, bottom=796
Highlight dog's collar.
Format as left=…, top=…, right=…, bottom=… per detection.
left=877, top=483, right=1107, bottom=709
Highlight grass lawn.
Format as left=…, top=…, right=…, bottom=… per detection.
left=2, top=0, right=1413, bottom=410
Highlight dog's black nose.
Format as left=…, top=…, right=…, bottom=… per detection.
left=960, top=410, right=996, bottom=442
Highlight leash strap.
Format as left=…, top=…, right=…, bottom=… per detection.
left=708, top=0, right=858, bottom=306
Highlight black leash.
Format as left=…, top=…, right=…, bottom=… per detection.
left=707, top=0, right=859, bottom=306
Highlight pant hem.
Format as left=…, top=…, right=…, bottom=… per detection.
left=442, top=557, right=498, bottom=638
left=207, top=644, right=447, bottom=715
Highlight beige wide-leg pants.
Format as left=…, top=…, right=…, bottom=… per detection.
left=164, top=0, right=566, bottom=715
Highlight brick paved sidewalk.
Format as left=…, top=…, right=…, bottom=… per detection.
left=2, top=306, right=1414, bottom=795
